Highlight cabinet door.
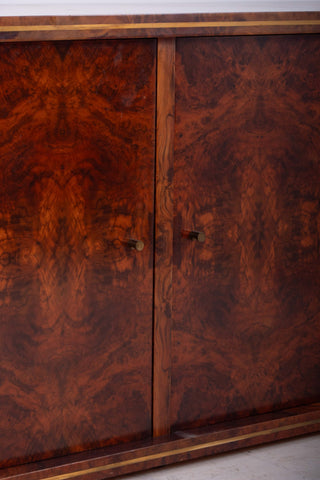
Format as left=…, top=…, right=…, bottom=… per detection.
left=0, top=39, right=156, bottom=466
left=172, top=35, right=320, bottom=430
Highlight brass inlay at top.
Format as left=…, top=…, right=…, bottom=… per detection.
left=4, top=418, right=318, bottom=480
left=0, top=20, right=320, bottom=33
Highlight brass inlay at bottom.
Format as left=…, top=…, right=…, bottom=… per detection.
left=15, top=418, right=320, bottom=480
left=0, top=20, right=320, bottom=33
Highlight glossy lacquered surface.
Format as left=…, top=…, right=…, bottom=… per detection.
left=0, top=15, right=320, bottom=480
left=172, top=34, right=320, bottom=430
left=0, top=38, right=156, bottom=467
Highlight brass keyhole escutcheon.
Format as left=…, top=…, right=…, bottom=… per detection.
left=182, top=230, right=206, bottom=243
left=127, top=239, right=145, bottom=251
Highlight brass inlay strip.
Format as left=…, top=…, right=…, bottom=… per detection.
left=0, top=20, right=320, bottom=33
left=8, top=418, right=319, bottom=480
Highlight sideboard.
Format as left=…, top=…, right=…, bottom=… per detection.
left=0, top=11, right=320, bottom=480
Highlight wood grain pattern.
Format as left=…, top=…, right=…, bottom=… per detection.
left=153, top=38, right=175, bottom=437
left=0, top=12, right=320, bottom=42
left=1, top=19, right=320, bottom=480
left=1, top=403, right=319, bottom=480
left=172, top=35, right=320, bottom=430
left=0, top=39, right=156, bottom=467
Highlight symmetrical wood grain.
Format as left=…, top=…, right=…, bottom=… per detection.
left=1, top=18, right=320, bottom=480
left=0, top=12, right=320, bottom=43
left=172, top=35, right=320, bottom=430
left=153, top=38, right=175, bottom=437
left=0, top=39, right=156, bottom=467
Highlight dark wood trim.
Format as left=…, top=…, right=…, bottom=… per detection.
left=153, top=38, right=175, bottom=438
left=0, top=12, right=320, bottom=42
left=1, top=404, right=319, bottom=480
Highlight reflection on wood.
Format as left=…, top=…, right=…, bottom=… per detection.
left=0, top=39, right=156, bottom=467
left=172, top=34, right=320, bottom=430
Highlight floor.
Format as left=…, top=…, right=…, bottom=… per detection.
left=118, top=433, right=320, bottom=479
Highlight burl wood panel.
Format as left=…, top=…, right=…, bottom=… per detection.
left=172, top=35, right=320, bottom=430
left=0, top=39, right=156, bottom=466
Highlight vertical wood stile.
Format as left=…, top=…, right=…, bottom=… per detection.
left=153, top=38, right=176, bottom=437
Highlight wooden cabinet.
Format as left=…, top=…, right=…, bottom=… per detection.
left=0, top=12, right=320, bottom=480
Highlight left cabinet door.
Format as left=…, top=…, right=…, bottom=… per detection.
left=0, top=39, right=156, bottom=467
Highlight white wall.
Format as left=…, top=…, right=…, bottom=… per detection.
left=0, top=1, right=319, bottom=17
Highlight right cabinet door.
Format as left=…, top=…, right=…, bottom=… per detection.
left=172, top=35, right=320, bottom=431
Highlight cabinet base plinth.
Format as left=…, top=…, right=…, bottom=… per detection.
left=1, top=403, right=319, bottom=480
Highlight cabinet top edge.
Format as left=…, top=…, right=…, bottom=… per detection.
left=0, top=11, right=320, bottom=42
